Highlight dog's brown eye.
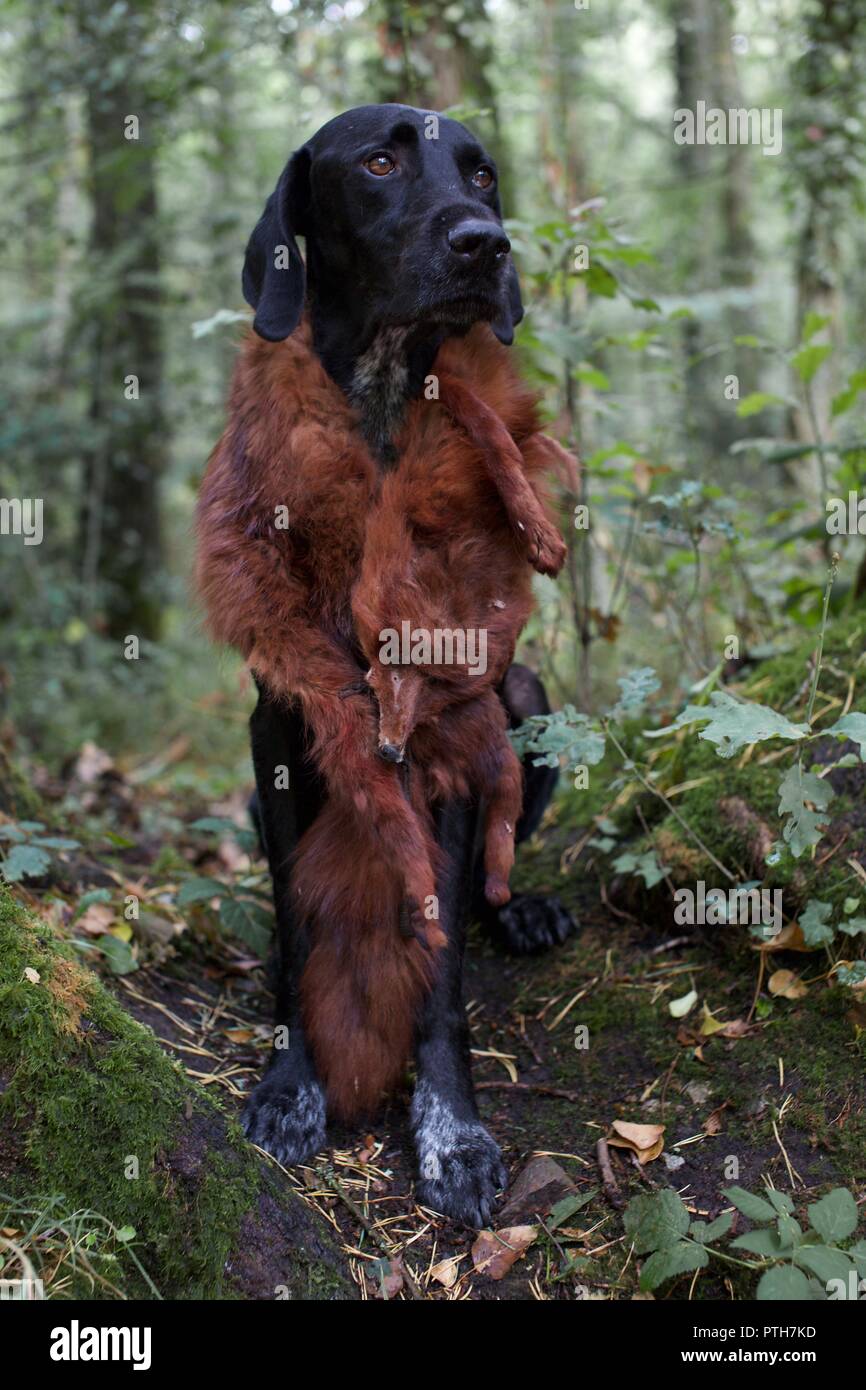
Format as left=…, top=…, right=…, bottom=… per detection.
left=472, top=165, right=494, bottom=189
left=364, top=153, right=396, bottom=177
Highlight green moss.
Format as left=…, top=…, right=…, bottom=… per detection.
left=742, top=613, right=866, bottom=712
left=0, top=883, right=352, bottom=1300
left=0, top=747, right=44, bottom=819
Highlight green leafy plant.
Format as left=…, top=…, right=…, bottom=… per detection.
left=176, top=817, right=272, bottom=956
left=0, top=822, right=80, bottom=883
left=623, top=1184, right=865, bottom=1299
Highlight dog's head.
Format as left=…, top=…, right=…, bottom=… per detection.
left=242, top=103, right=523, bottom=349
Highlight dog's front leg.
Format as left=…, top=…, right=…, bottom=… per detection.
left=241, top=683, right=327, bottom=1166
left=411, top=796, right=507, bottom=1227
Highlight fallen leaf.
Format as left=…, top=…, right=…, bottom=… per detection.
left=608, top=1120, right=665, bottom=1164
left=76, top=903, right=117, bottom=937
left=669, top=988, right=698, bottom=1019
left=23, top=967, right=40, bottom=984
left=699, top=1003, right=726, bottom=1036
left=224, top=1027, right=254, bottom=1043
left=703, top=1102, right=730, bottom=1135
left=716, top=1018, right=754, bottom=1038
left=371, top=1257, right=404, bottom=1299
left=769, top=969, right=809, bottom=1000
left=753, top=921, right=811, bottom=953
left=429, top=1255, right=464, bottom=1288
left=471, top=1225, right=537, bottom=1279
left=497, top=1155, right=577, bottom=1227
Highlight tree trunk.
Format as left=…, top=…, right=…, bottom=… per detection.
left=75, top=6, right=166, bottom=643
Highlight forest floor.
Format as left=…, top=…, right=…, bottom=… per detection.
left=7, top=730, right=863, bottom=1302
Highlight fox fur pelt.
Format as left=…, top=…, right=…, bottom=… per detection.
left=195, top=319, right=571, bottom=1118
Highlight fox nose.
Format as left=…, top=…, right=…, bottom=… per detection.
left=379, top=742, right=404, bottom=764
left=447, top=219, right=510, bottom=266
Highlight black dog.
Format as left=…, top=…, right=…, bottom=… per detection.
left=235, top=106, right=575, bottom=1226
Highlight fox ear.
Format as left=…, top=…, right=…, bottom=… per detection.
left=490, top=260, right=524, bottom=346
left=242, top=148, right=311, bottom=341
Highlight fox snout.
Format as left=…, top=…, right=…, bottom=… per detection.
left=368, top=665, right=422, bottom=762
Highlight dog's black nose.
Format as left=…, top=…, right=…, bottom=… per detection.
left=379, top=742, right=404, bottom=764
left=448, top=220, right=510, bottom=265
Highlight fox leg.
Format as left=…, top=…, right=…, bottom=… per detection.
left=481, top=732, right=523, bottom=907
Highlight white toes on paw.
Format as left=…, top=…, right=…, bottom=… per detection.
left=412, top=1081, right=507, bottom=1227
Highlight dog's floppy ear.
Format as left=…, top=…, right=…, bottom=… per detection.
left=490, top=260, right=524, bottom=346
left=242, top=148, right=311, bottom=342
left=489, top=186, right=524, bottom=345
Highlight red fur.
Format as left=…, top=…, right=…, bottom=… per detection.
left=195, top=319, right=573, bottom=1119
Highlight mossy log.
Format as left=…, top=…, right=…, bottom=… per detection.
left=0, top=885, right=355, bottom=1300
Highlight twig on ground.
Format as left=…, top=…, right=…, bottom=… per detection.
left=596, top=1138, right=624, bottom=1210
left=476, top=1080, right=581, bottom=1103
left=314, top=1163, right=425, bottom=1300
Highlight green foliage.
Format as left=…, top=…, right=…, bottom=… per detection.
left=175, top=820, right=272, bottom=956
left=0, top=821, right=80, bottom=883
left=777, top=765, right=834, bottom=858
left=663, top=693, right=808, bottom=759
left=611, top=850, right=667, bottom=889
left=623, top=1183, right=863, bottom=1299
left=510, top=705, right=606, bottom=771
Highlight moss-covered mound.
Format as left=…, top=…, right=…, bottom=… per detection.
left=608, top=612, right=866, bottom=930
left=0, top=884, right=354, bottom=1300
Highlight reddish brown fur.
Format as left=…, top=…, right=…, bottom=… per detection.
left=195, top=320, right=571, bottom=1119
left=351, top=469, right=530, bottom=909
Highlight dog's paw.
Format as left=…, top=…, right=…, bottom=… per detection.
left=527, top=522, right=567, bottom=578
left=412, top=1083, right=507, bottom=1228
left=242, top=1079, right=327, bottom=1166
left=495, top=893, right=577, bottom=955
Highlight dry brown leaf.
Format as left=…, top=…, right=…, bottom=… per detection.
left=754, top=921, right=811, bottom=953
left=607, top=1120, right=665, bottom=1164
left=429, top=1255, right=464, bottom=1288
left=703, top=1102, right=730, bottom=1135
left=769, top=969, right=809, bottom=1000
left=224, top=1027, right=254, bottom=1043
left=373, top=1258, right=405, bottom=1299
left=716, top=1018, right=754, bottom=1039
left=471, top=1225, right=537, bottom=1279
left=77, top=903, right=117, bottom=936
